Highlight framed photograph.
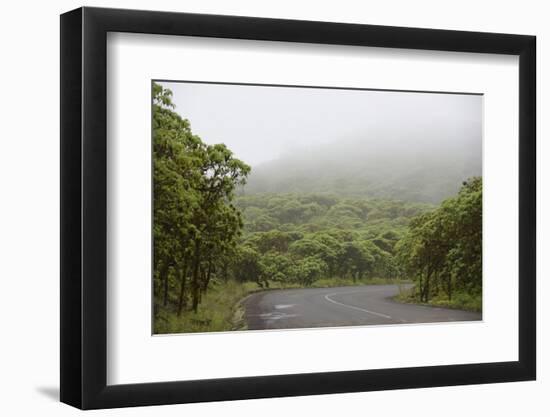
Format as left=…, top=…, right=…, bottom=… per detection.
left=60, top=6, right=536, bottom=409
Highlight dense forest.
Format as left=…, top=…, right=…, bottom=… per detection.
left=153, top=83, right=482, bottom=333
left=232, top=194, right=429, bottom=287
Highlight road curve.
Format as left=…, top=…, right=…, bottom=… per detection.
left=243, top=285, right=481, bottom=330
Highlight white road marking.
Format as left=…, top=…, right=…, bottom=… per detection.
left=274, top=304, right=295, bottom=310
left=324, top=292, right=393, bottom=319
left=259, top=312, right=299, bottom=320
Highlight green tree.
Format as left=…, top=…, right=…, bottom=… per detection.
left=396, top=177, right=482, bottom=303
left=152, top=82, right=250, bottom=315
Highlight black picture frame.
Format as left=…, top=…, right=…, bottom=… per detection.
left=60, top=6, right=536, bottom=410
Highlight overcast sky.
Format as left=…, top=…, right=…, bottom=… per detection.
left=159, top=81, right=482, bottom=167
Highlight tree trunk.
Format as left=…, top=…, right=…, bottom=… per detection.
left=199, top=268, right=206, bottom=294
left=203, top=259, right=213, bottom=294
left=191, top=240, right=201, bottom=313
left=177, top=258, right=188, bottom=316
left=424, top=269, right=431, bottom=302
left=160, top=262, right=170, bottom=307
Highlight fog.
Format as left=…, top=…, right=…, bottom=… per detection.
left=159, top=81, right=482, bottom=203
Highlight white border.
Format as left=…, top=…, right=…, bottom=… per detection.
left=106, top=33, right=519, bottom=385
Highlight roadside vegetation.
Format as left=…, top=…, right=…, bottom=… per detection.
left=395, top=288, right=482, bottom=313
left=152, top=82, right=482, bottom=333
left=395, top=177, right=482, bottom=312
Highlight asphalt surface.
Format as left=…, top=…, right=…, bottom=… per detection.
left=244, top=284, right=481, bottom=330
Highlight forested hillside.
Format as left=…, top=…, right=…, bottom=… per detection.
left=152, top=82, right=482, bottom=334
left=245, top=125, right=481, bottom=203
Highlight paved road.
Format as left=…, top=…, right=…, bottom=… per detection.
left=244, top=285, right=481, bottom=330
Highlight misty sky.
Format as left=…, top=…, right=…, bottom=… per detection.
left=159, top=81, right=482, bottom=167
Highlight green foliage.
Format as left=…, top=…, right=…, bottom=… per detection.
left=231, top=245, right=263, bottom=284
left=153, top=83, right=250, bottom=318
left=395, top=177, right=482, bottom=305
left=228, top=193, right=428, bottom=288
left=396, top=287, right=482, bottom=313
left=152, top=81, right=483, bottom=332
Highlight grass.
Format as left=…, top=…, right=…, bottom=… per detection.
left=154, top=277, right=410, bottom=334
left=394, top=286, right=482, bottom=313
left=154, top=280, right=258, bottom=334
